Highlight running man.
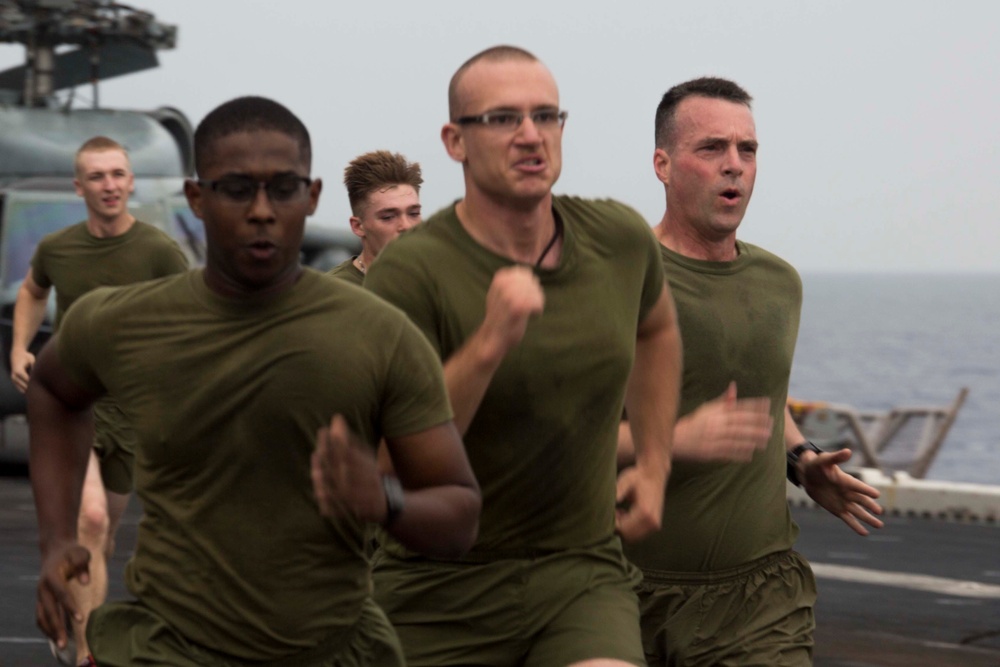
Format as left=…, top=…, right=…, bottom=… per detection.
left=10, top=135, right=189, bottom=666
left=29, top=96, right=480, bottom=667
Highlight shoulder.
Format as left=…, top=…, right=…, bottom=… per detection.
left=371, top=206, right=457, bottom=273
left=554, top=195, right=648, bottom=228
left=739, top=241, right=800, bottom=277
left=130, top=220, right=180, bottom=244
left=69, top=271, right=189, bottom=321
left=303, top=269, right=417, bottom=330
left=37, top=221, right=87, bottom=250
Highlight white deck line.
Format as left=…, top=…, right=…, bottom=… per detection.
left=810, top=562, right=1000, bottom=599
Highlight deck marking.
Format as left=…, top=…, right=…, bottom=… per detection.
left=811, top=562, right=1000, bottom=599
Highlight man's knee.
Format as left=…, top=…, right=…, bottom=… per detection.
left=77, top=498, right=111, bottom=544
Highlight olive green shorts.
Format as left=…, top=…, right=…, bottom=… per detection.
left=86, top=597, right=403, bottom=666
left=372, top=537, right=646, bottom=667
left=636, top=550, right=816, bottom=667
left=92, top=399, right=136, bottom=495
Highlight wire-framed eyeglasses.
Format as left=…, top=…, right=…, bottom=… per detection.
left=197, top=175, right=312, bottom=204
left=455, top=109, right=568, bottom=131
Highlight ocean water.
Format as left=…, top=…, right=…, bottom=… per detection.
left=788, top=273, right=1000, bottom=485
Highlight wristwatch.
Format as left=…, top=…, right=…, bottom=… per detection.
left=786, top=441, right=822, bottom=487
left=381, top=475, right=405, bottom=527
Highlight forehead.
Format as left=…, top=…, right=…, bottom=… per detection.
left=673, top=95, right=756, bottom=143
left=76, top=149, right=130, bottom=174
left=363, top=184, right=420, bottom=213
left=199, top=130, right=308, bottom=177
left=456, top=58, right=559, bottom=113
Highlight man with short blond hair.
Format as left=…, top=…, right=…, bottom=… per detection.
left=12, top=135, right=188, bottom=666
left=366, top=45, right=682, bottom=667
left=328, top=150, right=422, bottom=284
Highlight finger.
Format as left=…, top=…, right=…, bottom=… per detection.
left=840, top=512, right=870, bottom=537
left=722, top=381, right=737, bottom=405
left=37, top=584, right=70, bottom=644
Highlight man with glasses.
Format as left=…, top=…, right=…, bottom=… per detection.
left=365, top=45, right=682, bottom=667
left=29, top=96, right=480, bottom=666
left=620, top=77, right=883, bottom=666
left=329, top=150, right=423, bottom=285
left=10, top=135, right=188, bottom=666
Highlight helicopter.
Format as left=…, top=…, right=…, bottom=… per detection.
left=0, top=0, right=359, bottom=424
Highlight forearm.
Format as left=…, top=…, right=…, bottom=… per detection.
left=443, top=328, right=507, bottom=435
left=11, top=287, right=48, bottom=353
left=624, top=315, right=681, bottom=477
left=383, top=483, right=481, bottom=558
left=27, top=381, right=94, bottom=556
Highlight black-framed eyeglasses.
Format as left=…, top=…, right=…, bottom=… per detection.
left=197, top=175, right=312, bottom=204
left=455, top=109, right=568, bottom=130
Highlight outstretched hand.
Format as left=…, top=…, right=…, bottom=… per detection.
left=36, top=542, right=90, bottom=649
left=800, top=448, right=884, bottom=536
left=679, top=382, right=772, bottom=462
left=310, top=415, right=386, bottom=524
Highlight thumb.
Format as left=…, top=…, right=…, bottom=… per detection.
left=722, top=381, right=737, bottom=405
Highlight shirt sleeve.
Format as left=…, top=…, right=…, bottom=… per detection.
left=378, top=314, right=453, bottom=439
left=364, top=245, right=444, bottom=357
left=55, top=288, right=112, bottom=395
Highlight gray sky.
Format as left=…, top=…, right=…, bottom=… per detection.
left=3, top=0, right=998, bottom=272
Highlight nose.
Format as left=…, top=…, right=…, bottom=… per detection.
left=721, top=145, right=744, bottom=176
left=247, top=184, right=276, bottom=222
left=515, top=115, right=543, bottom=143
left=399, top=215, right=419, bottom=231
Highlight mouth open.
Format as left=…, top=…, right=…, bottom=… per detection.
left=247, top=240, right=277, bottom=260
left=720, top=188, right=741, bottom=202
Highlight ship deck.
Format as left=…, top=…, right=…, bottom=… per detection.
left=2, top=468, right=998, bottom=666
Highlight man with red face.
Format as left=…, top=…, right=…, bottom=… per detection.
left=365, top=45, right=682, bottom=667
left=620, top=77, right=884, bottom=666
left=28, top=97, right=480, bottom=666
left=11, top=136, right=189, bottom=666
left=328, top=150, right=423, bottom=285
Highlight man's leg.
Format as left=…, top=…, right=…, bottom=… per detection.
left=67, top=451, right=129, bottom=665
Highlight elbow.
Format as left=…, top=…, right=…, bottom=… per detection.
left=437, top=487, right=482, bottom=559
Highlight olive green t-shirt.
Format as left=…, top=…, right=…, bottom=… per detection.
left=30, top=219, right=189, bottom=328
left=57, top=269, right=453, bottom=661
left=30, top=219, right=189, bottom=466
left=624, top=241, right=802, bottom=574
left=328, top=257, right=364, bottom=286
left=367, top=196, right=665, bottom=556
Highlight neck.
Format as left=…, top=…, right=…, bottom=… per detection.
left=203, top=263, right=304, bottom=300
left=456, top=192, right=561, bottom=266
left=654, top=215, right=738, bottom=262
left=355, top=251, right=374, bottom=274
left=86, top=213, right=135, bottom=238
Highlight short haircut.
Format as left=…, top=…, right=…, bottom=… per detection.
left=344, top=151, right=423, bottom=216
left=74, top=136, right=129, bottom=175
left=654, top=77, right=753, bottom=149
left=448, top=45, right=539, bottom=120
left=193, top=96, right=311, bottom=175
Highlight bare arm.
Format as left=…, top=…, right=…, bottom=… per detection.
left=27, top=336, right=102, bottom=648
left=785, top=408, right=884, bottom=536
left=618, top=382, right=773, bottom=468
left=10, top=269, right=51, bottom=393
left=312, top=415, right=480, bottom=558
left=442, top=266, right=544, bottom=434
left=615, top=284, right=682, bottom=542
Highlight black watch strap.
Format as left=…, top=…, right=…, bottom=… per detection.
left=786, top=441, right=822, bottom=487
left=381, top=475, right=405, bottom=527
